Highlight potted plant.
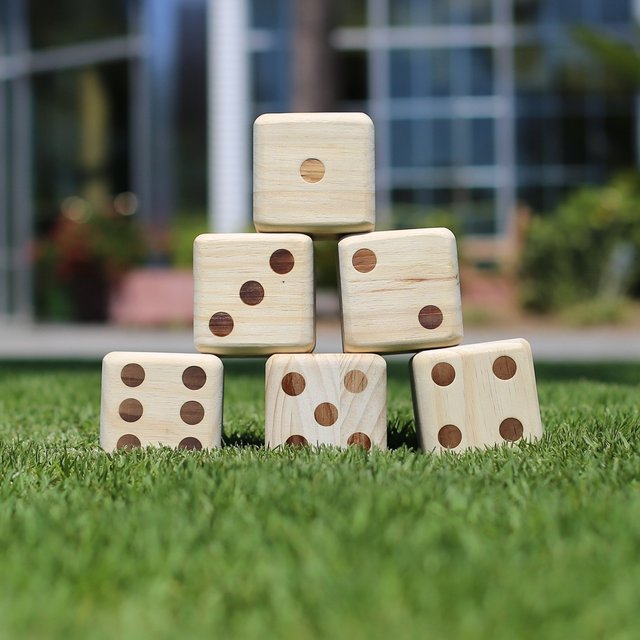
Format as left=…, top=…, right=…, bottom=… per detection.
left=35, top=202, right=147, bottom=322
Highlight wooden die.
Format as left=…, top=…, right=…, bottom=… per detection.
left=193, top=233, right=315, bottom=355
left=100, top=352, right=223, bottom=452
left=411, top=339, right=543, bottom=453
left=338, top=228, right=463, bottom=353
left=253, top=112, right=375, bottom=235
left=265, top=353, right=387, bottom=450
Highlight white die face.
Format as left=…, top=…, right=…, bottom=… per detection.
left=265, top=354, right=387, bottom=450
left=100, top=352, right=223, bottom=452
left=411, top=339, right=543, bottom=453
left=338, top=228, right=464, bottom=354
left=253, top=113, right=375, bottom=235
left=193, top=233, right=315, bottom=356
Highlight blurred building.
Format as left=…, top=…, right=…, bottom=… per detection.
left=0, top=0, right=637, bottom=320
left=0, top=0, right=207, bottom=320
left=249, top=0, right=636, bottom=234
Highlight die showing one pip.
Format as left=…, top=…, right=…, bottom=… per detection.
left=253, top=112, right=375, bottom=235
left=338, top=228, right=463, bottom=353
left=265, top=353, right=387, bottom=450
left=100, top=352, right=223, bottom=452
left=411, top=339, right=543, bottom=453
left=193, top=233, right=315, bottom=355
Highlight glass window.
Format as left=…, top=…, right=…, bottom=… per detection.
left=395, top=49, right=456, bottom=98
left=430, top=0, right=451, bottom=24
left=389, top=0, right=493, bottom=26
left=412, top=50, right=430, bottom=97
left=470, top=48, right=494, bottom=96
left=468, top=0, right=493, bottom=24
left=389, top=0, right=431, bottom=25
left=515, top=46, right=553, bottom=94
left=32, top=62, right=131, bottom=228
left=432, top=187, right=454, bottom=207
left=430, top=49, right=452, bottom=97
left=338, top=50, right=368, bottom=102
left=0, top=3, right=9, bottom=54
left=391, top=188, right=415, bottom=205
left=252, top=51, right=288, bottom=104
left=413, top=120, right=431, bottom=167
left=552, top=0, right=585, bottom=22
left=469, top=118, right=495, bottom=165
left=514, top=0, right=541, bottom=26
left=561, top=115, right=587, bottom=165
left=391, top=119, right=413, bottom=167
left=460, top=188, right=496, bottom=234
left=600, top=0, right=631, bottom=23
left=517, top=186, right=545, bottom=213
left=389, top=50, right=412, bottom=98
left=29, top=0, right=132, bottom=49
left=451, top=0, right=493, bottom=24
left=432, top=119, right=453, bottom=166
left=542, top=119, right=562, bottom=164
left=516, top=117, right=545, bottom=166
left=174, top=1, right=207, bottom=213
left=390, top=187, right=457, bottom=230
left=603, top=114, right=635, bottom=165
left=452, top=48, right=494, bottom=97
left=251, top=0, right=289, bottom=29
left=338, top=0, right=367, bottom=27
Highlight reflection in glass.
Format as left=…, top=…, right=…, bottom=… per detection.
left=432, top=119, right=453, bottom=166
left=251, top=0, right=288, bottom=29
left=28, top=0, right=131, bottom=49
left=469, top=119, right=495, bottom=166
left=390, top=50, right=412, bottom=98
left=391, top=119, right=412, bottom=167
left=338, top=50, right=369, bottom=103
left=32, top=62, right=130, bottom=232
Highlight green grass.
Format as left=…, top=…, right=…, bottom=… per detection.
left=0, top=359, right=639, bottom=640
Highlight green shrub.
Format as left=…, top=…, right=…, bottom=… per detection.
left=520, top=174, right=640, bottom=312
left=169, top=214, right=211, bottom=269
left=560, top=298, right=633, bottom=327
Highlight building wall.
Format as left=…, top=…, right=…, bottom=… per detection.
left=250, top=0, right=637, bottom=235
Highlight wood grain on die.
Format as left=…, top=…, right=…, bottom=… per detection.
left=265, top=353, right=387, bottom=450
left=338, top=228, right=463, bottom=353
left=411, top=339, right=543, bottom=453
left=193, top=233, right=315, bottom=355
left=253, top=113, right=375, bottom=235
left=100, top=352, right=223, bottom=452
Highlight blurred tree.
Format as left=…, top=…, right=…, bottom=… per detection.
left=574, top=25, right=640, bottom=88
left=291, top=0, right=337, bottom=111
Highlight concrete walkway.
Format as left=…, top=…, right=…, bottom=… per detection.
left=0, top=320, right=638, bottom=362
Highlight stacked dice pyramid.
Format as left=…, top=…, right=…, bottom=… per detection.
left=100, top=113, right=543, bottom=454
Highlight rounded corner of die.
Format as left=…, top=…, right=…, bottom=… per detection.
left=409, top=350, right=426, bottom=368
left=369, top=353, right=387, bottom=369
left=513, top=337, right=532, bottom=352
left=193, top=233, right=213, bottom=252
left=298, top=329, right=316, bottom=354
left=253, top=113, right=272, bottom=128
left=354, top=111, right=374, bottom=129
left=102, top=351, right=118, bottom=365
left=205, top=353, right=225, bottom=374
left=193, top=337, right=213, bottom=356
left=451, top=327, right=464, bottom=347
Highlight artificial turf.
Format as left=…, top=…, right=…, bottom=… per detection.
left=0, top=359, right=638, bottom=639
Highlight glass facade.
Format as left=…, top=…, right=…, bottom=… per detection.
left=1, top=0, right=637, bottom=319
left=514, top=0, right=635, bottom=212
left=250, top=0, right=637, bottom=233
left=0, top=0, right=208, bottom=320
